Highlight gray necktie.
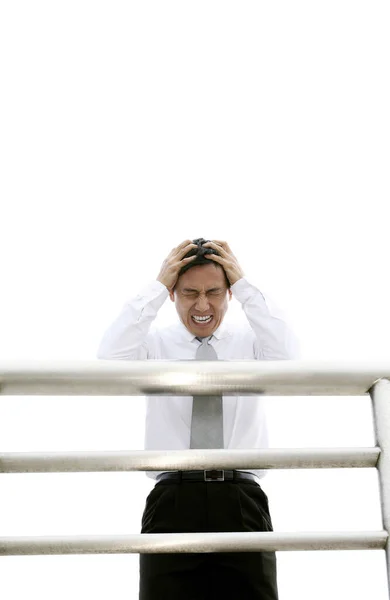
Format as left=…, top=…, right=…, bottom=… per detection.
left=190, top=336, right=224, bottom=449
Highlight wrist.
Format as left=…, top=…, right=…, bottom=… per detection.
left=157, top=277, right=170, bottom=290
left=229, top=271, right=245, bottom=286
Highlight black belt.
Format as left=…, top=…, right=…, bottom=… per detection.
left=156, top=470, right=257, bottom=483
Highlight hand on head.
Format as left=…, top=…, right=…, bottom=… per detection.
left=157, top=240, right=197, bottom=291
left=202, top=240, right=244, bottom=286
left=157, top=238, right=244, bottom=291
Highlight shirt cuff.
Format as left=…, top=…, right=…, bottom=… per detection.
left=231, top=277, right=265, bottom=304
left=131, top=280, right=169, bottom=303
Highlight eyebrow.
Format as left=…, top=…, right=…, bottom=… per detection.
left=182, top=287, right=223, bottom=293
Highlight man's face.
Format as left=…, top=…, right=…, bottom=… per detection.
left=169, top=263, right=232, bottom=337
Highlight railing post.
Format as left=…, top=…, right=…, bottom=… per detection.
left=370, top=378, right=390, bottom=598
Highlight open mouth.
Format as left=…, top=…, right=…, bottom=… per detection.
left=191, top=315, right=213, bottom=326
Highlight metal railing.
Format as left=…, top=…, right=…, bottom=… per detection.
left=0, top=360, right=389, bottom=597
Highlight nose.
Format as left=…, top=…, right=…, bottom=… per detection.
left=194, top=294, right=210, bottom=312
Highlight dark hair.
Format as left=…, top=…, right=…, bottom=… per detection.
left=178, top=237, right=230, bottom=288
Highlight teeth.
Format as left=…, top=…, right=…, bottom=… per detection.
left=193, top=315, right=212, bottom=322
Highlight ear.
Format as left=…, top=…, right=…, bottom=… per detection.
left=169, top=289, right=175, bottom=302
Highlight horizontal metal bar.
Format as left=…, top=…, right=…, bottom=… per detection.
left=0, top=360, right=390, bottom=396
left=0, top=531, right=387, bottom=555
left=0, top=448, right=380, bottom=473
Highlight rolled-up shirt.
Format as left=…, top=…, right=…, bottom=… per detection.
left=97, top=277, right=300, bottom=479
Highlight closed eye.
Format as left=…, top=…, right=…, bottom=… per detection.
left=181, top=288, right=224, bottom=297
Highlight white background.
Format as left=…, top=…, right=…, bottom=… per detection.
left=1, top=1, right=389, bottom=598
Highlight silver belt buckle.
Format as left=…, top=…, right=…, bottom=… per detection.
left=204, top=469, right=224, bottom=482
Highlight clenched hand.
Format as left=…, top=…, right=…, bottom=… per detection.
left=157, top=240, right=197, bottom=291
left=202, top=240, right=244, bottom=286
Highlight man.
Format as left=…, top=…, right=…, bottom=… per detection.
left=97, top=238, right=299, bottom=600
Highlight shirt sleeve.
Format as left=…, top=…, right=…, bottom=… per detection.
left=96, top=281, right=169, bottom=360
left=231, top=278, right=300, bottom=360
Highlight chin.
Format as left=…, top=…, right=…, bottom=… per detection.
left=191, top=324, right=217, bottom=337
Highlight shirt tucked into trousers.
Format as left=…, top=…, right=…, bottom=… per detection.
left=140, top=335, right=278, bottom=600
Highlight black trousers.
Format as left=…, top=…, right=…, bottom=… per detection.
left=139, top=477, right=278, bottom=600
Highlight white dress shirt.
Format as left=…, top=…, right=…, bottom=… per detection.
left=97, top=278, right=299, bottom=479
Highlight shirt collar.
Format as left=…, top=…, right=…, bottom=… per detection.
left=177, top=320, right=231, bottom=342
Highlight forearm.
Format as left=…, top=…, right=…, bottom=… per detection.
left=97, top=281, right=168, bottom=360
left=232, top=278, right=300, bottom=360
